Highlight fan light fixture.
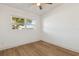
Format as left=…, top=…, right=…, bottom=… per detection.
left=36, top=3, right=52, bottom=10
left=37, top=3, right=41, bottom=6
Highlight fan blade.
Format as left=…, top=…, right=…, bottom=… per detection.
left=39, top=6, right=42, bottom=10
left=46, top=3, right=52, bottom=4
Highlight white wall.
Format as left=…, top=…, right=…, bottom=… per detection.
left=43, top=4, right=79, bottom=52
left=0, top=5, right=41, bottom=50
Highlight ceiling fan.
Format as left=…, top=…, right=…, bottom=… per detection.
left=36, top=3, right=52, bottom=10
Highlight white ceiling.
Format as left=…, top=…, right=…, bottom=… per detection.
left=1, top=3, right=61, bottom=15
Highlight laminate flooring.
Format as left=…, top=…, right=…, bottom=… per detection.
left=0, top=40, right=79, bottom=56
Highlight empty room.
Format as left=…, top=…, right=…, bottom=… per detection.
left=0, top=3, right=79, bottom=56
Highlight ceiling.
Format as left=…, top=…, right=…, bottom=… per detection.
left=1, top=3, right=61, bottom=16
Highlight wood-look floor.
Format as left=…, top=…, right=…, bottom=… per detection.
left=0, top=40, right=79, bottom=56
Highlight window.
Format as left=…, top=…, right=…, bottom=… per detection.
left=26, top=19, right=35, bottom=29
left=12, top=16, right=35, bottom=30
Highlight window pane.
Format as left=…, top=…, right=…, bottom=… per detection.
left=12, top=17, right=25, bottom=30
left=26, top=19, right=34, bottom=29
